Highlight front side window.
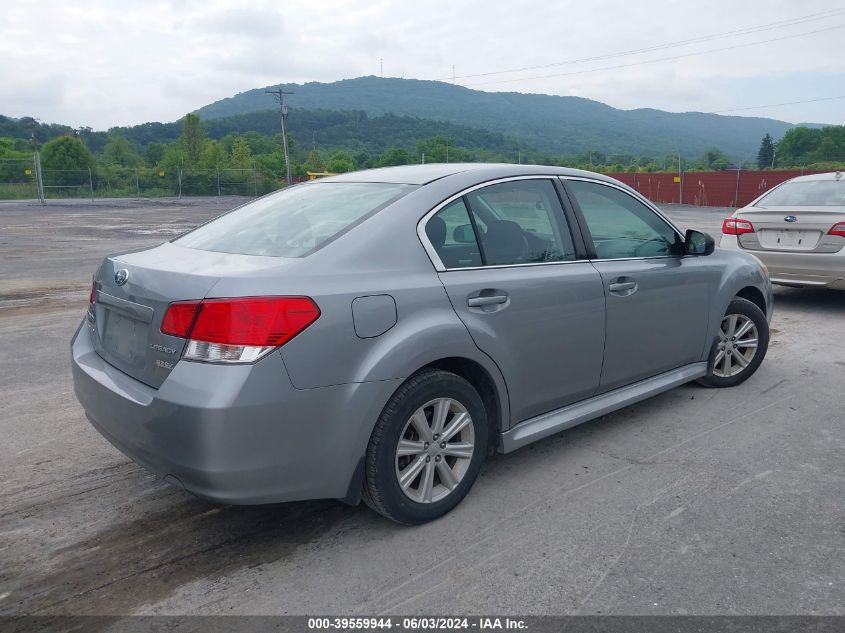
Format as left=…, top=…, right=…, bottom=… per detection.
left=567, top=180, right=681, bottom=259
left=175, top=182, right=414, bottom=257
left=465, top=179, right=576, bottom=266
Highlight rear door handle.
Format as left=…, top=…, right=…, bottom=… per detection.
left=608, top=279, right=638, bottom=296
left=467, top=295, right=509, bottom=307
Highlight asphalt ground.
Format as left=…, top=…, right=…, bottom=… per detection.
left=0, top=197, right=842, bottom=620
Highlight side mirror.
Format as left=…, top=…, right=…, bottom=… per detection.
left=453, top=224, right=476, bottom=244
left=685, top=229, right=715, bottom=256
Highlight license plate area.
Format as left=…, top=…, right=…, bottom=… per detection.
left=100, top=309, right=147, bottom=363
left=758, top=229, right=821, bottom=251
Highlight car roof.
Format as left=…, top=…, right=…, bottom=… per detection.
left=783, top=171, right=844, bottom=183
left=321, top=163, right=623, bottom=186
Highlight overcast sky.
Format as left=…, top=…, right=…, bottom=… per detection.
left=2, top=0, right=844, bottom=129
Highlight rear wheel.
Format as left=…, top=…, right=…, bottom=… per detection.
left=698, top=297, right=769, bottom=388
left=363, top=369, right=488, bottom=524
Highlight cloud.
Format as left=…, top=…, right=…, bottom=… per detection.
left=192, top=6, right=286, bottom=39
left=0, top=0, right=843, bottom=128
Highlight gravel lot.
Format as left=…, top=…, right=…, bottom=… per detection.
left=0, top=197, right=843, bottom=619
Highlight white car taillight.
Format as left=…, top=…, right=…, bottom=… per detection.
left=828, top=222, right=845, bottom=238
left=722, top=217, right=755, bottom=235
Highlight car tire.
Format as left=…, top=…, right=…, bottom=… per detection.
left=362, top=369, right=488, bottom=525
left=698, top=297, right=769, bottom=388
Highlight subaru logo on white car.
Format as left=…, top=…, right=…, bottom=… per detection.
left=784, top=215, right=797, bottom=223
left=114, top=269, right=129, bottom=285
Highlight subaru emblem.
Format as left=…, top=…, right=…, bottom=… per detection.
left=784, top=215, right=797, bottom=223
left=114, top=269, right=129, bottom=286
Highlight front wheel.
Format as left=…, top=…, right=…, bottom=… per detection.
left=363, top=369, right=488, bottom=524
left=698, top=297, right=769, bottom=388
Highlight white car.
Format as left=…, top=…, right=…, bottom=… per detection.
left=720, top=171, right=845, bottom=290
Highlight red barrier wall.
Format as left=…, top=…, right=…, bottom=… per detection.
left=603, top=170, right=827, bottom=208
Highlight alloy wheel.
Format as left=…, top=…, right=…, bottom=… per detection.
left=713, top=313, right=759, bottom=378
left=395, top=397, right=475, bottom=503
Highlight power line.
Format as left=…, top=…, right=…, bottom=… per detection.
left=433, top=8, right=845, bottom=82
left=615, top=95, right=845, bottom=124
left=461, top=23, right=845, bottom=87
left=695, top=95, right=845, bottom=116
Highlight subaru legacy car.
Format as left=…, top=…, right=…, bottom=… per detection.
left=720, top=171, right=845, bottom=289
left=72, top=164, right=772, bottom=524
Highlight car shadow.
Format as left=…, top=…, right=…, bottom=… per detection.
left=6, top=472, right=369, bottom=619
left=772, top=285, right=845, bottom=312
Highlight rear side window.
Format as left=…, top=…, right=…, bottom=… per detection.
left=175, top=182, right=415, bottom=257
left=567, top=180, right=681, bottom=259
left=466, top=179, right=576, bottom=266
left=757, top=180, right=845, bottom=206
left=426, top=199, right=483, bottom=269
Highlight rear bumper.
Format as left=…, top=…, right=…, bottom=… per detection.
left=71, top=320, right=397, bottom=504
left=720, top=237, right=845, bottom=290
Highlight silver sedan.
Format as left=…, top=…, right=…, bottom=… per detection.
left=72, top=164, right=772, bottom=524
left=720, top=171, right=845, bottom=290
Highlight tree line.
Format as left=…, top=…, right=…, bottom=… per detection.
left=1, top=111, right=843, bottom=199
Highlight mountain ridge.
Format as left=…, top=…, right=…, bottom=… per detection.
left=195, top=76, right=824, bottom=160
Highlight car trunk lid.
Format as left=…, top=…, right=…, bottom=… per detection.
left=735, top=206, right=845, bottom=254
left=91, top=242, right=294, bottom=388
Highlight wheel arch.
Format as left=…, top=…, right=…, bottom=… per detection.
left=735, top=285, right=767, bottom=314
left=423, top=357, right=505, bottom=451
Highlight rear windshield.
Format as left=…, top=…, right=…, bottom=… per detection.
left=174, top=182, right=415, bottom=257
left=758, top=179, right=845, bottom=207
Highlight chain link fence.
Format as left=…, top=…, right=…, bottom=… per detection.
left=0, top=153, right=284, bottom=201
left=0, top=158, right=39, bottom=200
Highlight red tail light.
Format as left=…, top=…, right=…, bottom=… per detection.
left=160, top=300, right=201, bottom=337
left=161, top=297, right=320, bottom=363
left=89, top=281, right=96, bottom=304
left=828, top=222, right=845, bottom=238
left=722, top=217, right=755, bottom=235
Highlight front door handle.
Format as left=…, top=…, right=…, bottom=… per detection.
left=467, top=295, right=509, bottom=307
left=608, top=278, right=638, bottom=296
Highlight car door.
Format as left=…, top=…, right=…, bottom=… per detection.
left=421, top=177, right=606, bottom=424
left=562, top=177, right=716, bottom=393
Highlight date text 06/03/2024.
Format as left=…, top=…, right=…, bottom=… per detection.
left=306, top=617, right=528, bottom=630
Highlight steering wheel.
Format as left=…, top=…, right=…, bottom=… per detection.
left=632, top=238, right=667, bottom=257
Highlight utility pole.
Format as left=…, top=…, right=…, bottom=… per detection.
left=380, top=58, right=383, bottom=77
left=31, top=132, right=45, bottom=204
left=678, top=152, right=683, bottom=204
left=266, top=87, right=294, bottom=186
left=734, top=163, right=741, bottom=208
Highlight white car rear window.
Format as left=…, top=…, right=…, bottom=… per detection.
left=758, top=180, right=845, bottom=207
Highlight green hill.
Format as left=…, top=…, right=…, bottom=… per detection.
left=0, top=109, right=525, bottom=159
left=200, top=109, right=523, bottom=157
left=196, top=76, right=819, bottom=160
